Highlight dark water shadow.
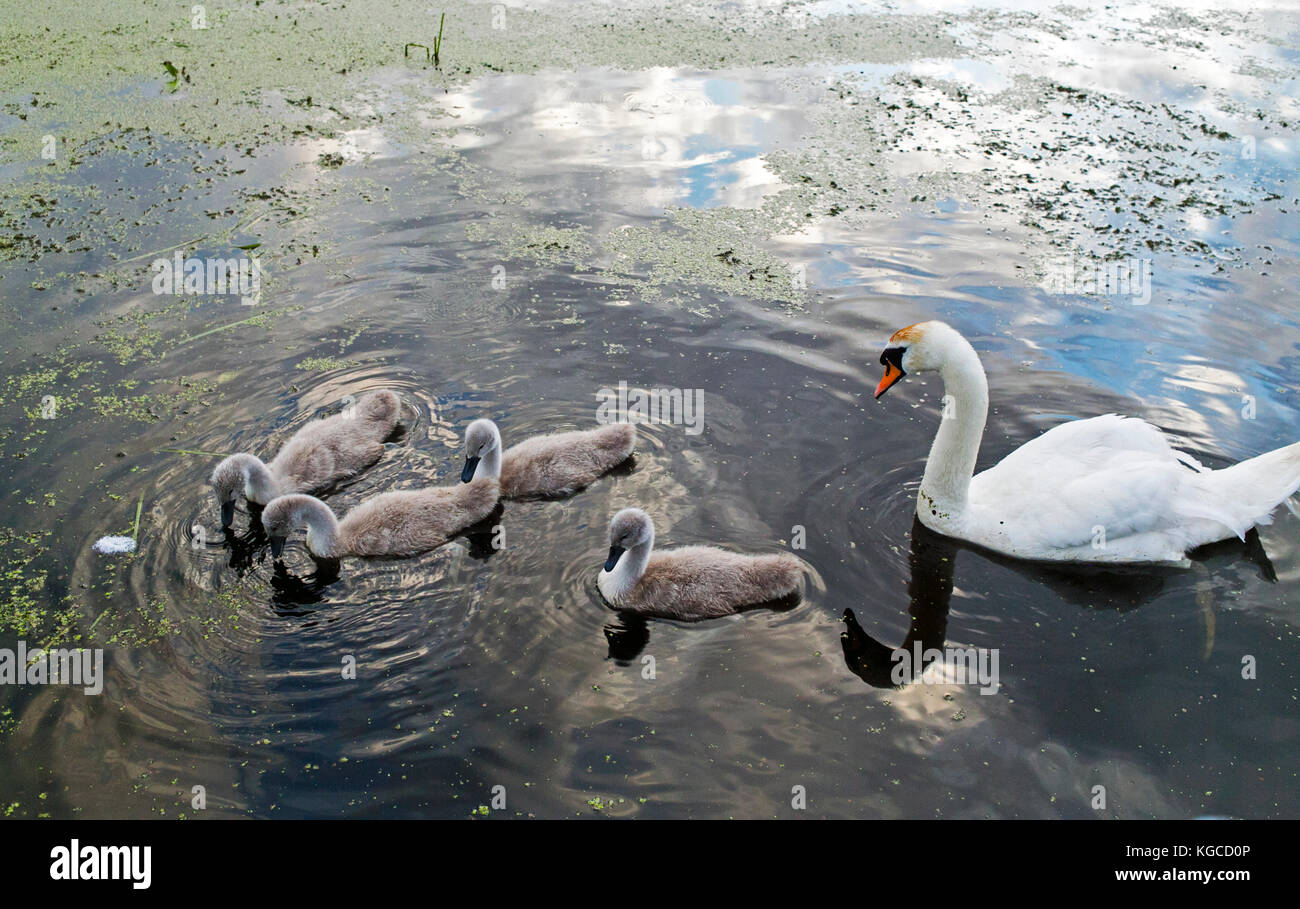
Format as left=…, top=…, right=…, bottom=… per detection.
left=604, top=589, right=802, bottom=663
left=836, top=517, right=1268, bottom=689
left=269, top=558, right=341, bottom=617
left=221, top=512, right=269, bottom=576
left=462, top=501, right=507, bottom=561
left=1190, top=527, right=1278, bottom=582
left=841, top=519, right=956, bottom=689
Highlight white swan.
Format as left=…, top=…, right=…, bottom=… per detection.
left=210, top=390, right=401, bottom=526
left=874, top=320, right=1300, bottom=565
left=461, top=418, right=635, bottom=498
left=597, top=508, right=804, bottom=620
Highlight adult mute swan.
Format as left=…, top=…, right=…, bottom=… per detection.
left=597, top=507, right=804, bottom=619
left=461, top=418, right=635, bottom=498
left=210, top=390, right=401, bottom=526
left=874, top=321, right=1300, bottom=565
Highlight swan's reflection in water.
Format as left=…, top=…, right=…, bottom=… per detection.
left=603, top=613, right=651, bottom=663
left=269, top=560, right=341, bottom=616
left=602, top=592, right=802, bottom=663
left=841, top=519, right=955, bottom=689
left=841, top=518, right=1281, bottom=689
left=220, top=504, right=270, bottom=576
left=220, top=500, right=507, bottom=619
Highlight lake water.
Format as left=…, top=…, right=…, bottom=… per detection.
left=0, top=1, right=1296, bottom=818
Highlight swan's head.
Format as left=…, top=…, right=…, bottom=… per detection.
left=461, top=418, right=501, bottom=483
left=210, top=455, right=248, bottom=527
left=874, top=320, right=959, bottom=399
left=604, top=507, right=653, bottom=571
left=260, top=494, right=309, bottom=559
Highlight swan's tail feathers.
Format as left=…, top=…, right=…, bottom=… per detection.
left=357, top=389, right=402, bottom=428
left=764, top=553, right=807, bottom=600
left=780, top=553, right=825, bottom=595
left=597, top=422, right=637, bottom=459
left=1194, top=440, right=1300, bottom=539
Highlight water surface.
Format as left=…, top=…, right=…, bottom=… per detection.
left=1, top=7, right=1297, bottom=819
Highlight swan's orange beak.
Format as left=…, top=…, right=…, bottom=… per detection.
left=875, top=361, right=904, bottom=399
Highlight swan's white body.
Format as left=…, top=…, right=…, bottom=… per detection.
left=877, top=321, right=1300, bottom=565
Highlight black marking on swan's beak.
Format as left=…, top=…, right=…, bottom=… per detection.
left=269, top=536, right=286, bottom=559
left=461, top=456, right=480, bottom=484
left=220, top=500, right=236, bottom=528
left=875, top=346, right=907, bottom=399
left=603, top=545, right=625, bottom=572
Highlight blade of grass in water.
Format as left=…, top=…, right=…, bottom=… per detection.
left=132, top=493, right=144, bottom=543
left=171, top=313, right=268, bottom=349
left=87, top=608, right=110, bottom=635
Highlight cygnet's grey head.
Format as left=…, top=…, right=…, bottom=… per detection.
left=210, top=455, right=253, bottom=527
left=461, top=418, right=500, bottom=483
left=260, top=494, right=311, bottom=559
left=604, top=507, right=654, bottom=571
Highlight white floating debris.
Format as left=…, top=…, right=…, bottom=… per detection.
left=93, top=535, right=137, bottom=555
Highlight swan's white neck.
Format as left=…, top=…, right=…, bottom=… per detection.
left=918, top=331, right=988, bottom=523
left=241, top=456, right=282, bottom=504
left=600, top=530, right=654, bottom=602
left=298, top=497, right=342, bottom=558
left=473, top=425, right=504, bottom=482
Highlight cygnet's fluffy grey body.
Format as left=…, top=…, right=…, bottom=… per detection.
left=597, top=507, right=803, bottom=621
left=262, top=478, right=499, bottom=559
left=210, top=390, right=401, bottom=525
left=462, top=418, right=635, bottom=498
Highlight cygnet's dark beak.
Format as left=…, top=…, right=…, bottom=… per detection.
left=269, top=536, right=286, bottom=559
left=603, top=545, right=625, bottom=572
left=461, top=456, right=480, bottom=484
left=220, top=500, right=236, bottom=528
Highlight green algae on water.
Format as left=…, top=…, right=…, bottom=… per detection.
left=295, top=356, right=357, bottom=373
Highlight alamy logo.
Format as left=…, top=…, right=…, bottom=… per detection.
left=49, top=840, right=151, bottom=889
left=890, top=641, right=1000, bottom=694
left=0, top=642, right=104, bottom=695
left=151, top=250, right=262, bottom=305
left=596, top=380, right=705, bottom=436
left=1042, top=257, right=1151, bottom=305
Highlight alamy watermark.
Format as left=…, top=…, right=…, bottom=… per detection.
left=49, top=840, right=150, bottom=889
left=1042, top=256, right=1152, bottom=305
left=151, top=250, right=262, bottom=305
left=596, top=380, right=705, bottom=435
left=891, top=641, right=1000, bottom=694
left=0, top=641, right=104, bottom=695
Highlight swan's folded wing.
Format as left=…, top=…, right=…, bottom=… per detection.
left=635, top=547, right=797, bottom=620
left=970, top=415, right=1202, bottom=551
left=338, top=480, right=498, bottom=556
left=270, top=414, right=386, bottom=493
left=987, top=414, right=1179, bottom=474
left=502, top=425, right=632, bottom=497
